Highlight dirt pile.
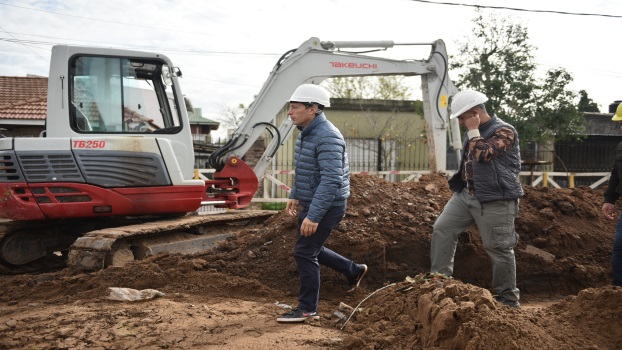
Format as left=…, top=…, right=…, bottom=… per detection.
left=1, top=173, right=621, bottom=349
left=341, top=278, right=622, bottom=350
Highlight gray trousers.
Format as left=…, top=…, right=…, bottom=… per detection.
left=431, top=190, right=520, bottom=301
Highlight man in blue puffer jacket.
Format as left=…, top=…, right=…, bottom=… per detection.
left=276, top=84, right=368, bottom=323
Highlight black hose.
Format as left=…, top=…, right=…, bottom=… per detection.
left=432, top=51, right=449, bottom=124
left=252, top=122, right=282, bottom=159
left=207, top=122, right=281, bottom=171
left=208, top=136, right=238, bottom=171
left=276, top=49, right=296, bottom=70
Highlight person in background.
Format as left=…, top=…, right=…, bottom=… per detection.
left=276, top=84, right=368, bottom=323
left=601, top=103, right=622, bottom=287
left=430, top=89, right=524, bottom=308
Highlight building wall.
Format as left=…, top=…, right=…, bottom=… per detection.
left=270, top=98, right=426, bottom=167
left=261, top=98, right=429, bottom=199
left=327, top=98, right=425, bottom=139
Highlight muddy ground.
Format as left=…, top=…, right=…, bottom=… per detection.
left=1, top=173, right=621, bottom=349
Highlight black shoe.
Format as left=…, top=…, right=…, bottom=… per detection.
left=347, top=264, right=368, bottom=293
left=276, top=308, right=319, bottom=323
left=494, top=296, right=521, bottom=309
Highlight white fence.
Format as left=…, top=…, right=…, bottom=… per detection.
left=519, top=171, right=610, bottom=189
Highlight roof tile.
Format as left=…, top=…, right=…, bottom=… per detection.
left=0, top=76, right=48, bottom=120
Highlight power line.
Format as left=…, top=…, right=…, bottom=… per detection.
left=0, top=2, right=215, bottom=36
left=0, top=36, right=282, bottom=57
left=0, top=24, right=47, bottom=61
left=535, top=62, right=622, bottom=79
left=408, top=0, right=622, bottom=18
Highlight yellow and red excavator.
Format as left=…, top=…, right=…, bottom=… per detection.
left=0, top=37, right=458, bottom=271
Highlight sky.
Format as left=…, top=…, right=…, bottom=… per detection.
left=1, top=0, right=621, bottom=137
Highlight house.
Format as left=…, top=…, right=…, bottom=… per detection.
left=187, top=107, right=220, bottom=144
left=0, top=76, right=47, bottom=137
left=519, top=103, right=622, bottom=187
left=554, top=111, right=622, bottom=172
left=187, top=106, right=221, bottom=168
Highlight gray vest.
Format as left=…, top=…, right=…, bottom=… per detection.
left=450, top=115, right=524, bottom=202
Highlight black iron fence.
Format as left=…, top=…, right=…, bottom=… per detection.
left=553, top=140, right=617, bottom=172
left=200, top=136, right=617, bottom=179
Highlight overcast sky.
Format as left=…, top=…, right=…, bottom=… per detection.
left=2, top=0, right=621, bottom=135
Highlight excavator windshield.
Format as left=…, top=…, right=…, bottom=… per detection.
left=69, top=55, right=182, bottom=134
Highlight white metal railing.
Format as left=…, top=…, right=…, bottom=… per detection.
left=519, top=171, right=610, bottom=189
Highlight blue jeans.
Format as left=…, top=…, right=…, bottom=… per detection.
left=614, top=215, right=622, bottom=286
left=294, top=205, right=361, bottom=312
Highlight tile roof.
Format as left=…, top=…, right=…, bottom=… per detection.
left=0, top=76, right=48, bottom=120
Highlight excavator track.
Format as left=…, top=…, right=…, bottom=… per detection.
left=0, top=210, right=276, bottom=274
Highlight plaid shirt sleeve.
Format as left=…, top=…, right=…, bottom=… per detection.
left=468, top=127, right=516, bottom=162
left=463, top=127, right=517, bottom=192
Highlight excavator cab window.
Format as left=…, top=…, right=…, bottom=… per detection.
left=69, top=55, right=182, bottom=134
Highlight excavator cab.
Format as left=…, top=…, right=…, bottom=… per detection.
left=68, top=55, right=179, bottom=134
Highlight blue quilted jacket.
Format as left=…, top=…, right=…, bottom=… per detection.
left=289, top=113, right=350, bottom=222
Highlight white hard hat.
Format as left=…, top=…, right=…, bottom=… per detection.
left=289, top=84, right=331, bottom=107
left=449, top=90, right=488, bottom=119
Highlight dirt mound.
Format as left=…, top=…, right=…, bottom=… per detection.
left=237, top=174, right=615, bottom=300
left=341, top=277, right=622, bottom=350
left=1, top=173, right=621, bottom=349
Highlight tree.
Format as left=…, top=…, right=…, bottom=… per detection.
left=529, top=68, right=585, bottom=141
left=323, top=76, right=411, bottom=100
left=451, top=10, right=536, bottom=121
left=451, top=10, right=585, bottom=143
left=218, top=103, right=247, bottom=129
left=577, top=90, right=600, bottom=112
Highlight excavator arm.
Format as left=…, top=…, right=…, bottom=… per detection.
left=209, top=37, right=461, bottom=183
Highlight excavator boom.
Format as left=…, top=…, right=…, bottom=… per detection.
left=209, top=37, right=461, bottom=177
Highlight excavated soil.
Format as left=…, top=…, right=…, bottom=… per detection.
left=1, top=174, right=621, bottom=349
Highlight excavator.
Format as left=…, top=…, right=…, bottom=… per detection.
left=0, top=37, right=459, bottom=272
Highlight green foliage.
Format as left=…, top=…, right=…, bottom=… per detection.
left=516, top=68, right=586, bottom=143
left=412, top=100, right=424, bottom=116
left=324, top=76, right=411, bottom=100
left=450, top=10, right=536, bottom=120
left=577, top=90, right=600, bottom=112
left=451, top=9, right=587, bottom=144
left=538, top=69, right=585, bottom=141
left=261, top=202, right=286, bottom=210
